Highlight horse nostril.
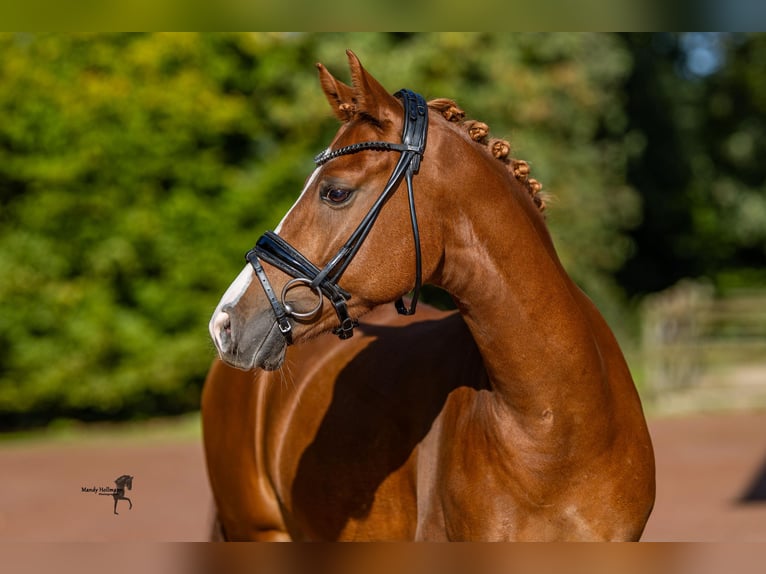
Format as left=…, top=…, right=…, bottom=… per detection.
left=212, top=311, right=233, bottom=352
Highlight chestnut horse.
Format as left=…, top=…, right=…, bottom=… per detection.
left=203, top=51, right=655, bottom=541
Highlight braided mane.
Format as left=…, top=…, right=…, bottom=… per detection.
left=427, top=98, right=547, bottom=215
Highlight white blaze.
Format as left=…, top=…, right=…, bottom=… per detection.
left=209, top=167, right=320, bottom=348
left=209, top=264, right=254, bottom=347
left=274, top=167, right=320, bottom=234
left=213, top=264, right=253, bottom=313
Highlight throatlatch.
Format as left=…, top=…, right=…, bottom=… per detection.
left=245, top=89, right=429, bottom=341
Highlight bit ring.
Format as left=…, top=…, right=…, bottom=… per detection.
left=281, top=278, right=324, bottom=321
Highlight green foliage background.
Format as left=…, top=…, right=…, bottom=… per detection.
left=0, top=33, right=763, bottom=428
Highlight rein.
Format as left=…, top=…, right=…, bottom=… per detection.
left=245, top=89, right=428, bottom=342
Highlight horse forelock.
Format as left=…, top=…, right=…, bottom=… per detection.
left=427, top=98, right=548, bottom=217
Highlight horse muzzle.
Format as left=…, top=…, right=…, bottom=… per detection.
left=209, top=265, right=291, bottom=371
left=210, top=305, right=288, bottom=371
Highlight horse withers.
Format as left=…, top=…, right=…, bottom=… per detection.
left=203, top=50, right=655, bottom=541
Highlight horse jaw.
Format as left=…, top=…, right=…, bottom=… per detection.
left=246, top=320, right=288, bottom=372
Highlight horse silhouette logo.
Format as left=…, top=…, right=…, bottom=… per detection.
left=80, top=474, right=135, bottom=514
left=111, top=474, right=133, bottom=515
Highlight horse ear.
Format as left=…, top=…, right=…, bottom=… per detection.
left=346, top=50, right=399, bottom=124
left=317, top=62, right=355, bottom=122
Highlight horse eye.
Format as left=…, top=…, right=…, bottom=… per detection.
left=321, top=187, right=353, bottom=205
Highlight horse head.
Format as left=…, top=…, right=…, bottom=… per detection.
left=209, top=50, right=544, bottom=371
left=210, top=52, right=442, bottom=370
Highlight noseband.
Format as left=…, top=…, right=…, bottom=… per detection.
left=245, top=89, right=428, bottom=342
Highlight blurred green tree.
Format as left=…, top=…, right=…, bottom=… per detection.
left=616, top=33, right=766, bottom=296
left=698, top=33, right=766, bottom=289
left=0, top=33, right=325, bottom=426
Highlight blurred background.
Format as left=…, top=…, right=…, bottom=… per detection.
left=0, top=33, right=764, bottom=543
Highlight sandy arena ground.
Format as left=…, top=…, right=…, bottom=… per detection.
left=0, top=410, right=765, bottom=542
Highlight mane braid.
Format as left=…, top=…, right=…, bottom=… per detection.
left=427, top=98, right=547, bottom=216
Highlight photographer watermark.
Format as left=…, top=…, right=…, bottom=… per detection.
left=81, top=474, right=134, bottom=515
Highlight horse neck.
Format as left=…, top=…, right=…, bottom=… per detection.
left=434, top=161, right=613, bottom=425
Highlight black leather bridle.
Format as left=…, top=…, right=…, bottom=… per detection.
left=245, top=89, right=428, bottom=342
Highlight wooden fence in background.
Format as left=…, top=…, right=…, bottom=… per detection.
left=641, top=281, right=766, bottom=414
